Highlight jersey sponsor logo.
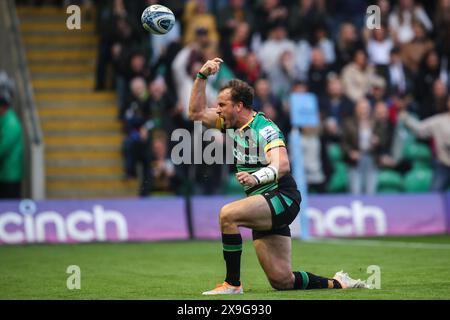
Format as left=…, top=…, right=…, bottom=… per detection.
left=233, top=148, right=261, bottom=164
left=259, top=126, right=278, bottom=142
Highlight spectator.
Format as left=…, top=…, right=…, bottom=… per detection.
left=388, top=0, right=433, bottom=44
left=417, top=79, right=448, bottom=120
left=388, top=93, right=415, bottom=125
left=319, top=75, right=354, bottom=137
left=294, top=23, right=335, bottom=79
left=290, top=81, right=326, bottom=191
left=216, top=0, right=254, bottom=42
left=122, top=77, right=151, bottom=179
left=240, top=52, right=262, bottom=87
left=253, top=0, right=288, bottom=41
left=373, top=101, right=395, bottom=168
left=0, top=72, right=24, bottom=199
left=415, top=50, right=442, bottom=107
left=367, top=77, right=389, bottom=108
left=342, top=99, right=382, bottom=195
left=171, top=27, right=217, bottom=118
left=266, top=50, right=299, bottom=100
left=147, top=16, right=182, bottom=67
left=183, top=0, right=219, bottom=46
left=341, top=49, right=377, bottom=103
left=141, top=77, right=177, bottom=134
left=399, top=96, right=450, bottom=191
left=258, top=23, right=296, bottom=74
left=386, top=47, right=414, bottom=96
left=311, top=23, right=335, bottom=66
left=123, top=76, right=148, bottom=122
left=288, top=0, right=328, bottom=41
left=116, top=50, right=152, bottom=119
left=365, top=25, right=394, bottom=79
left=376, top=0, right=391, bottom=25
left=223, top=21, right=251, bottom=79
left=307, top=48, right=332, bottom=97
left=110, top=17, right=145, bottom=118
left=434, top=0, right=450, bottom=60
left=329, top=0, right=368, bottom=35
left=400, top=21, right=434, bottom=74
left=127, top=50, right=152, bottom=82
left=253, top=78, right=289, bottom=136
left=94, top=0, right=121, bottom=91
left=333, top=23, right=364, bottom=72
left=150, top=132, right=179, bottom=193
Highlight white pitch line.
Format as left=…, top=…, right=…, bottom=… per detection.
left=305, top=238, right=450, bottom=250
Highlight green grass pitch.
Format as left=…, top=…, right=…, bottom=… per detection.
left=1, top=236, right=450, bottom=300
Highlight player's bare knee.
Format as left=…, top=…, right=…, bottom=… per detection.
left=219, top=205, right=236, bottom=227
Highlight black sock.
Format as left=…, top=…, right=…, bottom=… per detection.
left=293, top=271, right=342, bottom=290
left=222, top=233, right=242, bottom=286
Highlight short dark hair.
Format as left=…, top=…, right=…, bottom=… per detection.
left=219, top=79, right=254, bottom=108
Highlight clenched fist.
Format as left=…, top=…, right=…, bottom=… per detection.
left=199, top=57, right=224, bottom=77
left=236, top=171, right=258, bottom=188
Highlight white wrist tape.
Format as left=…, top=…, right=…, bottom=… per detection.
left=251, top=166, right=278, bottom=185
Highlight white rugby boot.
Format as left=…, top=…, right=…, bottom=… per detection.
left=333, top=270, right=371, bottom=289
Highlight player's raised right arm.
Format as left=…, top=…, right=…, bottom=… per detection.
left=188, top=58, right=223, bottom=128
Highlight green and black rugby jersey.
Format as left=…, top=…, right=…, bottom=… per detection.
left=216, top=111, right=300, bottom=204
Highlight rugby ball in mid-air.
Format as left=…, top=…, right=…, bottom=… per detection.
left=141, top=4, right=175, bottom=35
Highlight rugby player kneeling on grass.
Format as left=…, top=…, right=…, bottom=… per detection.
left=189, top=58, right=370, bottom=295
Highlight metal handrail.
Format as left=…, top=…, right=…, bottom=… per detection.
left=6, top=0, right=42, bottom=145
left=2, top=0, right=45, bottom=199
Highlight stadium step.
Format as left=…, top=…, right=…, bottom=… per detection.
left=42, top=119, right=121, bottom=132
left=47, top=165, right=123, bottom=176
left=35, top=92, right=116, bottom=102
left=47, top=174, right=130, bottom=181
left=45, top=135, right=123, bottom=145
left=46, top=188, right=138, bottom=199
left=33, top=78, right=95, bottom=91
left=26, top=43, right=97, bottom=52
left=17, top=5, right=95, bottom=16
left=30, top=63, right=95, bottom=74
left=26, top=49, right=97, bottom=62
left=38, top=106, right=117, bottom=118
left=20, top=22, right=95, bottom=33
left=18, top=4, right=136, bottom=199
left=47, top=179, right=138, bottom=191
left=23, top=35, right=98, bottom=46
left=46, top=158, right=123, bottom=167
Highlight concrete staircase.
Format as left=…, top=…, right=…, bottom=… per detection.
left=18, top=6, right=138, bottom=198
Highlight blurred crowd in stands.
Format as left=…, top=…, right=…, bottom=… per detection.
left=20, top=0, right=450, bottom=196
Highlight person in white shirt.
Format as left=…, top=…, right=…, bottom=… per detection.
left=258, top=24, right=296, bottom=74
left=366, top=26, right=394, bottom=67
left=388, top=0, right=433, bottom=44
left=399, top=97, right=450, bottom=191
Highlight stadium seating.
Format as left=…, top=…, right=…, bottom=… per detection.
left=403, top=142, right=433, bottom=170
left=327, top=143, right=344, bottom=164
left=326, top=162, right=349, bottom=193
left=325, top=144, right=348, bottom=193
left=403, top=168, right=433, bottom=193
left=377, top=169, right=403, bottom=193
